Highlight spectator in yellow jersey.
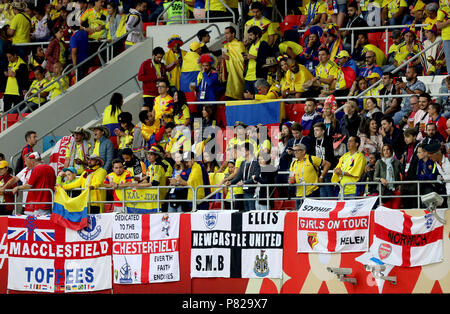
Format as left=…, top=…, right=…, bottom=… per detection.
left=243, top=25, right=272, bottom=96
left=381, top=0, right=408, bottom=25
left=3, top=47, right=29, bottom=113
left=104, top=158, right=134, bottom=212
left=153, top=78, right=174, bottom=121
left=22, top=66, right=48, bottom=113
left=243, top=78, right=280, bottom=100
left=244, top=2, right=275, bottom=47
left=61, top=154, right=107, bottom=214
left=7, top=1, right=31, bottom=59
left=42, top=61, right=69, bottom=101
left=164, top=35, right=186, bottom=90
left=437, top=0, right=450, bottom=74
left=222, top=25, right=245, bottom=100
left=281, top=58, right=313, bottom=98
left=115, top=112, right=135, bottom=151
left=331, top=136, right=367, bottom=196
left=300, top=0, right=328, bottom=28
left=288, top=143, right=330, bottom=207
left=80, top=0, right=107, bottom=41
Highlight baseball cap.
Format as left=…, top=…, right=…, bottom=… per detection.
left=0, top=160, right=9, bottom=169
left=62, top=167, right=77, bottom=174
left=189, top=41, right=204, bottom=52
left=336, top=50, right=350, bottom=58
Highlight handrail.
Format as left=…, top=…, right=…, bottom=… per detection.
left=0, top=29, right=134, bottom=121
left=2, top=180, right=448, bottom=215
left=156, top=0, right=236, bottom=25
left=353, top=37, right=444, bottom=108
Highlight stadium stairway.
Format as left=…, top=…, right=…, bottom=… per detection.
left=0, top=38, right=154, bottom=166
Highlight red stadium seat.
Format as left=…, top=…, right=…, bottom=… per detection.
left=367, top=32, right=381, bottom=47
left=185, top=91, right=198, bottom=113
left=280, top=15, right=304, bottom=34
left=285, top=103, right=305, bottom=122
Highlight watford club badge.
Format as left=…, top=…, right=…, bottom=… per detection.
left=307, top=232, right=318, bottom=249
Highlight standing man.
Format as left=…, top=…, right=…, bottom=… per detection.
left=153, top=78, right=174, bottom=122
left=12, top=152, right=56, bottom=216
left=3, top=48, right=29, bottom=113
left=222, top=25, right=245, bottom=100
left=436, top=0, right=450, bottom=75
left=17, top=130, right=37, bottom=173
left=7, top=1, right=31, bottom=60
left=380, top=115, right=406, bottom=160
left=289, top=143, right=330, bottom=207
left=331, top=136, right=367, bottom=197
left=88, top=125, right=114, bottom=173
left=138, top=46, right=167, bottom=109
left=191, top=53, right=221, bottom=103
left=64, top=127, right=91, bottom=175
left=69, top=23, right=89, bottom=80
left=243, top=25, right=271, bottom=96
left=425, top=142, right=450, bottom=207
left=230, top=142, right=260, bottom=211
left=124, top=0, right=147, bottom=49
left=244, top=1, right=275, bottom=47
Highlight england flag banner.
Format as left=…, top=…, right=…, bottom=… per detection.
left=297, top=197, right=376, bottom=253
left=370, top=207, right=444, bottom=267
left=191, top=210, right=285, bottom=279
left=112, top=213, right=180, bottom=284
left=7, top=214, right=113, bottom=293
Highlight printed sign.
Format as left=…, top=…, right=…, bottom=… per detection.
left=7, top=214, right=113, bottom=293
left=112, top=213, right=180, bottom=284
left=191, top=210, right=285, bottom=278
left=297, top=197, right=376, bottom=253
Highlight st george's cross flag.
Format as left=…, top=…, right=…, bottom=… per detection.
left=190, top=210, right=285, bottom=278
left=297, top=197, right=377, bottom=253
left=7, top=214, right=113, bottom=293
left=112, top=213, right=180, bottom=284
left=370, top=207, right=444, bottom=267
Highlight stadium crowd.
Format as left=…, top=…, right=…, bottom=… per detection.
left=1, top=0, right=450, bottom=215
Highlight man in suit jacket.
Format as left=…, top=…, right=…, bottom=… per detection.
left=230, top=142, right=260, bottom=211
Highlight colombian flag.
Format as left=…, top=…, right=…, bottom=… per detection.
left=225, top=100, right=281, bottom=126
left=51, top=186, right=89, bottom=231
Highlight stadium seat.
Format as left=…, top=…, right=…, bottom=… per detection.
left=185, top=91, right=198, bottom=113
left=280, top=15, right=304, bottom=34
left=285, top=103, right=305, bottom=121
left=367, top=32, right=382, bottom=48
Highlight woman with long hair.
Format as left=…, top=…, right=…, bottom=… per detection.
left=102, top=92, right=124, bottom=149
left=45, top=26, right=66, bottom=74
left=172, top=89, right=191, bottom=127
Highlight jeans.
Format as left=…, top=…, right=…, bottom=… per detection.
left=444, top=40, right=450, bottom=75
left=243, top=190, right=256, bottom=211
left=320, top=172, right=336, bottom=198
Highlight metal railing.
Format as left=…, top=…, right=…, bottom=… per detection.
left=1, top=30, right=133, bottom=121
left=2, top=180, right=448, bottom=215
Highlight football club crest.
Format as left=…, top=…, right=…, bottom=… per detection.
left=161, top=214, right=170, bottom=237
left=307, top=232, right=318, bottom=249
left=78, top=215, right=101, bottom=240
left=253, top=250, right=269, bottom=277
left=203, top=212, right=218, bottom=230
left=378, top=243, right=392, bottom=260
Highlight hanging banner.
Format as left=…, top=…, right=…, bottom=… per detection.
left=7, top=214, right=113, bottom=293
left=297, top=197, right=376, bottom=253
left=191, top=210, right=285, bottom=278
left=370, top=207, right=444, bottom=267
left=112, top=213, right=180, bottom=284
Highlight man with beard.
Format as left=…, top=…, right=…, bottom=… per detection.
left=138, top=46, right=168, bottom=109
left=281, top=58, right=313, bottom=99
left=342, top=1, right=368, bottom=52
left=243, top=25, right=272, bottom=96
left=121, top=148, right=147, bottom=183
left=393, top=66, right=426, bottom=124
left=60, top=154, right=107, bottom=214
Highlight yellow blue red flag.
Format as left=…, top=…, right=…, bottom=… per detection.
left=225, top=100, right=281, bottom=126
left=51, top=186, right=89, bottom=231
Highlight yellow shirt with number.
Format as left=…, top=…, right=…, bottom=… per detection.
left=289, top=154, right=323, bottom=197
